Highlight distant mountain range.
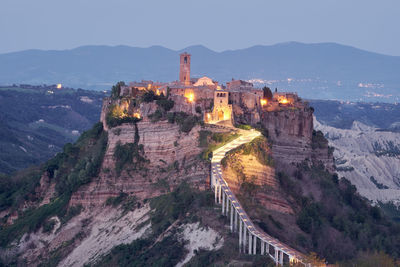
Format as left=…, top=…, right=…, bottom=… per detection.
left=1, top=42, right=400, bottom=102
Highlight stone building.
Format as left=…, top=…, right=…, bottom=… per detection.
left=117, top=52, right=307, bottom=128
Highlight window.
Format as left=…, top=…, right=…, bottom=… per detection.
left=184, top=56, right=187, bottom=64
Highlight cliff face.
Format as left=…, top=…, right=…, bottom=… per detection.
left=222, top=153, right=293, bottom=214
left=235, top=105, right=334, bottom=173
left=70, top=120, right=209, bottom=207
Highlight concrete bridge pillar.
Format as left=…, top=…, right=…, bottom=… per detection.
left=239, top=219, right=242, bottom=252
left=279, top=250, right=284, bottom=265
left=248, top=232, right=252, bottom=254
left=218, top=185, right=222, bottom=203
left=214, top=183, right=218, bottom=203
left=230, top=202, right=233, bottom=232
left=222, top=191, right=225, bottom=215
left=226, top=196, right=229, bottom=215
left=234, top=208, right=238, bottom=232
left=274, top=249, right=278, bottom=264
left=253, top=235, right=257, bottom=255
left=261, top=241, right=265, bottom=255
left=243, top=226, right=247, bottom=253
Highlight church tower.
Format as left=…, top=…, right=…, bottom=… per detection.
left=179, top=52, right=191, bottom=86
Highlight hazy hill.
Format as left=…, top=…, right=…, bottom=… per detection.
left=1, top=42, right=400, bottom=102
left=0, top=85, right=107, bottom=174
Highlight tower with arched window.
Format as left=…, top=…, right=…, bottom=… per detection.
left=179, top=52, right=191, bottom=86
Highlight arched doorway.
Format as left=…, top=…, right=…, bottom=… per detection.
left=218, top=110, right=224, bottom=120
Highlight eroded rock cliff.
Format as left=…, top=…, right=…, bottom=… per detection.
left=70, top=121, right=209, bottom=207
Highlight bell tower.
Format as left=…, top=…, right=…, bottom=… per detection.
left=179, top=52, right=191, bottom=86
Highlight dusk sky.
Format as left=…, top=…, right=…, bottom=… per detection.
left=1, top=0, right=399, bottom=56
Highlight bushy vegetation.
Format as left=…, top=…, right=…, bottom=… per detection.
left=0, top=122, right=108, bottom=247
left=114, top=142, right=147, bottom=175
left=0, top=169, right=42, bottom=213
left=263, top=86, right=273, bottom=100
left=140, top=90, right=158, bottom=103
left=106, top=104, right=141, bottom=128
left=277, top=164, right=400, bottom=263
left=235, top=124, right=252, bottom=130
left=113, top=123, right=148, bottom=176
left=111, top=81, right=125, bottom=99
left=311, top=130, right=328, bottom=149
left=378, top=201, right=400, bottom=222
left=156, top=99, right=174, bottom=111
left=167, top=112, right=200, bottom=133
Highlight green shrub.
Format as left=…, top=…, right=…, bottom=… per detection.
left=42, top=218, right=57, bottom=233
left=114, top=142, right=147, bottom=175
left=111, top=81, right=125, bottom=99
left=156, top=99, right=174, bottom=111
left=235, top=124, right=252, bottom=130
left=141, top=90, right=158, bottom=103
left=106, top=192, right=128, bottom=207
left=312, top=130, right=328, bottom=149
left=106, top=111, right=141, bottom=128
left=198, top=130, right=211, bottom=148
left=296, top=203, right=322, bottom=233
left=166, top=112, right=200, bottom=133
left=149, top=109, right=164, bottom=122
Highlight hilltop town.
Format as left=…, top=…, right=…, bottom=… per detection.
left=102, top=53, right=315, bottom=149
left=108, top=52, right=307, bottom=125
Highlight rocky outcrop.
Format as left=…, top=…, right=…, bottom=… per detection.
left=259, top=107, right=334, bottom=173
left=70, top=120, right=209, bottom=207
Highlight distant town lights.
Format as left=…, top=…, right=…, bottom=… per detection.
left=56, top=84, right=62, bottom=89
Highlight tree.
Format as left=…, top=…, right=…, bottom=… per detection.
left=111, top=81, right=126, bottom=98
left=263, top=86, right=273, bottom=100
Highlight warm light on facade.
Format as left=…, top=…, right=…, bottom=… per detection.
left=133, top=112, right=141, bottom=119
left=223, top=112, right=231, bottom=120
left=260, top=99, right=267, bottom=106
left=56, top=84, right=62, bottom=89
left=279, top=98, right=289, bottom=104
left=186, top=93, right=195, bottom=102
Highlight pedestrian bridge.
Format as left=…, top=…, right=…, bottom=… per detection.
left=210, top=129, right=312, bottom=266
